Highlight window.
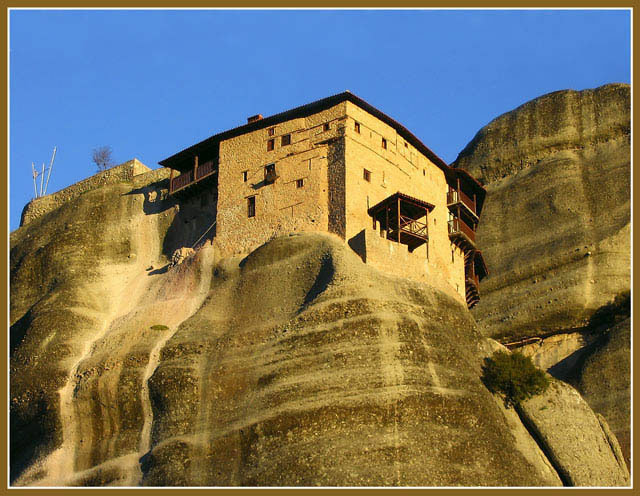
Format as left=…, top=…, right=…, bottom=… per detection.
left=423, top=169, right=426, bottom=176
left=296, top=178, right=304, bottom=188
left=381, top=138, right=387, bottom=149
left=267, top=139, right=275, bottom=151
left=247, top=196, right=256, bottom=218
left=323, top=122, right=330, bottom=132
left=242, top=171, right=248, bottom=182
left=264, top=163, right=277, bottom=184
left=405, top=142, right=408, bottom=148
left=363, top=169, right=371, bottom=182
left=268, top=127, right=275, bottom=136
left=354, top=121, right=360, bottom=133
left=281, top=134, right=291, bottom=146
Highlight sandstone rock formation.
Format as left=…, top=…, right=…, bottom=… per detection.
left=575, top=317, right=630, bottom=468
left=517, top=379, right=629, bottom=486
left=452, top=83, right=631, bottom=471
left=453, top=83, right=630, bottom=342
left=10, top=169, right=628, bottom=486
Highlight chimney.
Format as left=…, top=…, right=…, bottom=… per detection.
left=247, top=114, right=263, bottom=124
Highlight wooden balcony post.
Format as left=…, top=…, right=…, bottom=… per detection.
left=169, top=168, right=174, bottom=194
left=194, top=155, right=199, bottom=179
left=385, top=205, right=389, bottom=239
left=397, top=196, right=401, bottom=245
left=473, top=193, right=477, bottom=213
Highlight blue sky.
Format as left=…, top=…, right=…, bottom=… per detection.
left=9, top=9, right=631, bottom=230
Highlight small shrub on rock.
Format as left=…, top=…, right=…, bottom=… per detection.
left=150, top=324, right=169, bottom=331
left=481, top=350, right=550, bottom=408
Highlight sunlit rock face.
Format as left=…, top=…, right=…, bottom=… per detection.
left=452, top=83, right=630, bottom=472
left=10, top=102, right=629, bottom=486
left=453, top=83, right=630, bottom=342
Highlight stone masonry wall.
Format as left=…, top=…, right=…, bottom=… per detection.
left=214, top=103, right=347, bottom=256
left=343, top=101, right=467, bottom=300
left=20, top=159, right=152, bottom=227
left=352, top=226, right=465, bottom=305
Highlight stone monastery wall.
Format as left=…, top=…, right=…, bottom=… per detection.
left=214, top=103, right=347, bottom=256
left=342, top=102, right=467, bottom=299
left=211, top=101, right=467, bottom=301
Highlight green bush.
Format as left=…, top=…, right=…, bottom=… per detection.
left=150, top=324, right=169, bottom=331
left=481, top=351, right=550, bottom=408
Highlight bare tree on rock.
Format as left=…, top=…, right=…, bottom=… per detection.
left=92, top=146, right=114, bottom=172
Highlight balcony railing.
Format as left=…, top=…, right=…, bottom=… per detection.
left=170, top=160, right=216, bottom=194
left=447, top=187, right=476, bottom=216
left=448, top=217, right=476, bottom=243
left=399, top=215, right=428, bottom=238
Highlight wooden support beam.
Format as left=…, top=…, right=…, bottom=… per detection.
left=397, top=196, right=401, bottom=245
left=385, top=205, right=389, bottom=239
left=169, top=168, right=174, bottom=194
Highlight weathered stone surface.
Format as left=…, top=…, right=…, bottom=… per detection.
left=517, top=379, right=629, bottom=487
left=19, top=159, right=158, bottom=227
left=576, top=318, right=630, bottom=469
left=452, top=83, right=630, bottom=342
left=10, top=169, right=590, bottom=487
left=169, top=247, right=195, bottom=267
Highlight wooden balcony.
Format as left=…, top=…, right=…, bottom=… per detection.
left=387, top=215, right=428, bottom=251
left=447, top=187, right=478, bottom=219
left=368, top=192, right=434, bottom=253
left=170, top=159, right=217, bottom=195
left=448, top=217, right=476, bottom=251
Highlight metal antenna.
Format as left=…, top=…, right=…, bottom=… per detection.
left=43, top=146, right=56, bottom=196
left=40, top=162, right=45, bottom=196
left=31, top=162, right=38, bottom=198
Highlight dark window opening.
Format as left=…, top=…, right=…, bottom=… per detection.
left=296, top=178, right=304, bottom=188
left=363, top=169, right=371, bottom=182
left=268, top=127, right=275, bottom=136
left=242, top=171, right=248, bottom=182
left=247, top=196, right=256, bottom=218
left=355, top=121, right=360, bottom=133
left=381, top=138, right=387, bottom=149
left=267, top=139, right=275, bottom=151
left=323, top=122, right=330, bottom=132
left=405, top=142, right=408, bottom=148
left=264, top=163, right=277, bottom=184
left=282, top=134, right=291, bottom=146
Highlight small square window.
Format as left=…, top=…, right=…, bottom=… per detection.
left=296, top=178, right=304, bottom=188
left=264, top=163, right=277, bottom=183
left=267, top=139, right=275, bottom=151
left=247, top=196, right=256, bottom=218
left=281, top=134, right=291, bottom=146
left=381, top=138, right=387, bottom=149
left=242, top=171, right=248, bottom=182
left=268, top=127, right=275, bottom=136
left=323, top=123, right=330, bottom=132
left=354, top=121, right=360, bottom=133
left=363, top=169, right=371, bottom=182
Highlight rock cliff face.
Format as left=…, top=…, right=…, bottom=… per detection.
left=11, top=83, right=632, bottom=486
left=452, top=83, right=630, bottom=469
left=10, top=169, right=628, bottom=487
